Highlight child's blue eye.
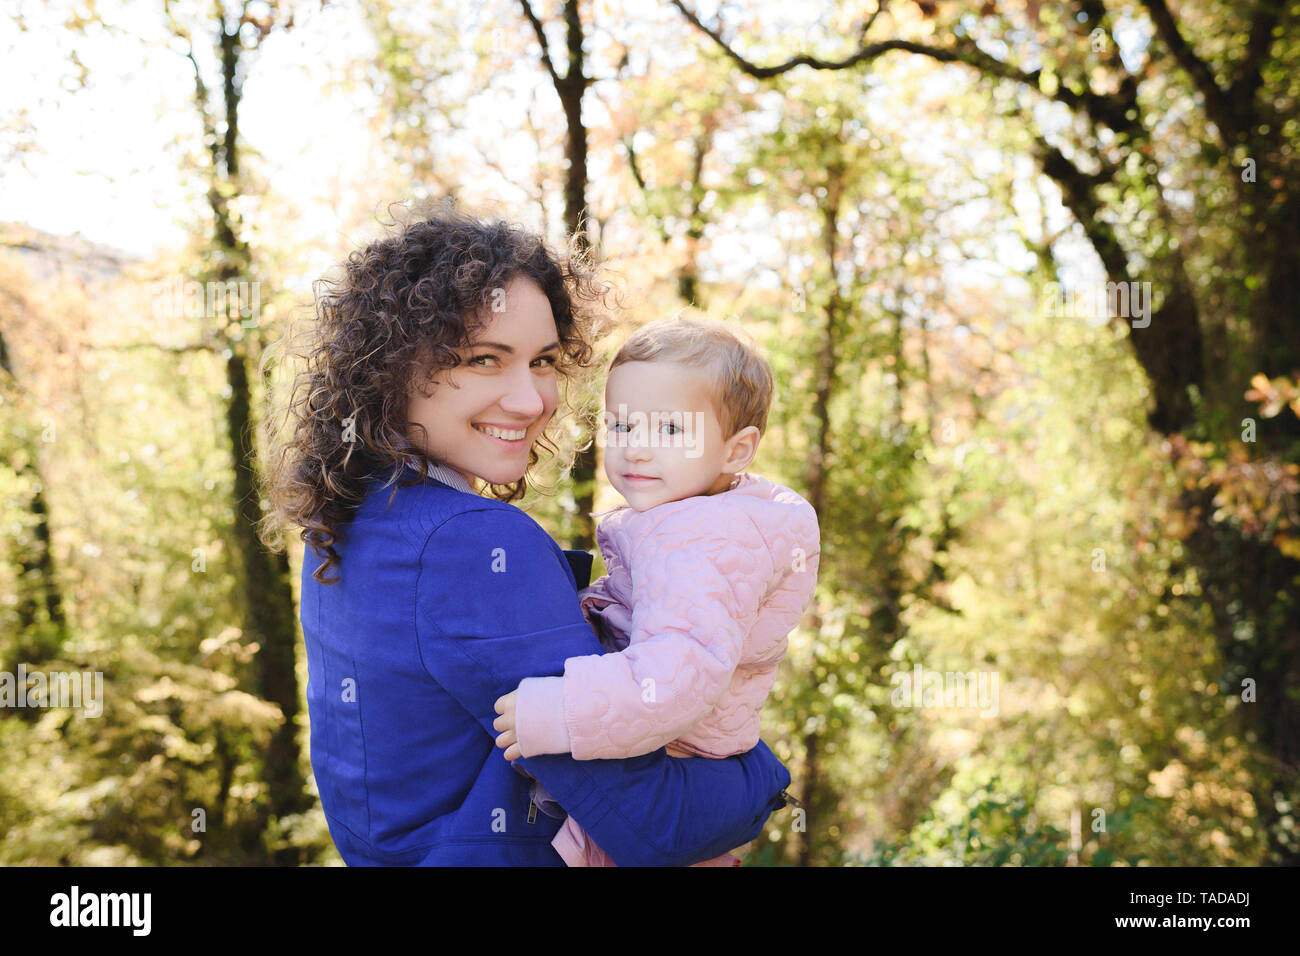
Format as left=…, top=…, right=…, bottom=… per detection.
left=662, top=422, right=680, bottom=434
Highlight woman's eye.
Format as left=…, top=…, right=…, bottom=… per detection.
left=662, top=422, right=680, bottom=434
left=468, top=355, right=556, bottom=368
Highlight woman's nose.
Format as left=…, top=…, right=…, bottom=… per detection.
left=498, top=368, right=547, bottom=419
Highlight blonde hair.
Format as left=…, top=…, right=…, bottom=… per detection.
left=608, top=317, right=774, bottom=439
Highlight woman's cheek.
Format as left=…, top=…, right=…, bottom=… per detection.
left=542, top=378, right=561, bottom=416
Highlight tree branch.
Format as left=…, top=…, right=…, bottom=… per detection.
left=165, top=11, right=219, bottom=164
left=669, top=0, right=1137, bottom=136
left=623, top=136, right=648, bottom=193
left=562, top=0, right=585, bottom=95
left=1139, top=0, right=1239, bottom=142
left=1033, top=137, right=1132, bottom=285
left=1230, top=0, right=1285, bottom=123
left=672, top=0, right=962, bottom=77
left=517, top=0, right=562, bottom=88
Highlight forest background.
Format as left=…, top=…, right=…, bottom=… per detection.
left=1, top=0, right=1297, bottom=866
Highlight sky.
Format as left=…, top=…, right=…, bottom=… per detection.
left=1, top=0, right=378, bottom=257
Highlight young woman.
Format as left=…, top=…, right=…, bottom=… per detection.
left=261, top=205, right=792, bottom=865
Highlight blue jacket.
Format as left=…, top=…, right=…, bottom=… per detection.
left=300, top=464, right=792, bottom=865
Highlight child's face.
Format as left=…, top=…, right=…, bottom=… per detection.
left=601, top=360, right=759, bottom=512
left=405, top=277, right=561, bottom=488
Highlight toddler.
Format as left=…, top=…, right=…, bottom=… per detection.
left=493, top=317, right=820, bottom=867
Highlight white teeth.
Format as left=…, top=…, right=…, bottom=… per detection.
left=476, top=424, right=527, bottom=441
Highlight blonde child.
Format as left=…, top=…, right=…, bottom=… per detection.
left=493, top=317, right=820, bottom=867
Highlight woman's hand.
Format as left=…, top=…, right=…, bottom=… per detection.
left=493, top=690, right=521, bottom=761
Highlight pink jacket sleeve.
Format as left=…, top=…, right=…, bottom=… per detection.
left=514, top=505, right=771, bottom=760
left=577, top=575, right=617, bottom=621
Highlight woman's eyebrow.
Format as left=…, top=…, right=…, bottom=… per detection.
left=473, top=341, right=561, bottom=354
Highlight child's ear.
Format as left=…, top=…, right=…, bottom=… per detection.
left=725, top=426, right=761, bottom=471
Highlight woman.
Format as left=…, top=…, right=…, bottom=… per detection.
left=262, top=204, right=792, bottom=865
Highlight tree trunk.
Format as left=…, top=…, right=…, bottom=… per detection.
left=551, top=0, right=596, bottom=552
left=204, top=10, right=307, bottom=863
left=795, top=192, right=842, bottom=866
left=225, top=344, right=309, bottom=861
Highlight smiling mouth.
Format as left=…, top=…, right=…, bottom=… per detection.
left=474, top=424, right=530, bottom=444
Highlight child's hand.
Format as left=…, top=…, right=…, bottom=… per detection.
left=493, top=690, right=521, bottom=761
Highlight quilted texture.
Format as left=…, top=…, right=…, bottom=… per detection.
left=514, top=472, right=820, bottom=761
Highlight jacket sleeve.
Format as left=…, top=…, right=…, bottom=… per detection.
left=577, top=577, right=618, bottom=629
left=576, top=517, right=620, bottom=617
left=517, top=506, right=770, bottom=760
left=413, top=507, right=790, bottom=867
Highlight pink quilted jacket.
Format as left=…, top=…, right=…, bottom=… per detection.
left=514, top=471, right=820, bottom=765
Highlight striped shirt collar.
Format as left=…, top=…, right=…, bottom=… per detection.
left=404, top=458, right=478, bottom=496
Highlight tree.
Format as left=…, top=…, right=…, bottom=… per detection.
left=165, top=0, right=310, bottom=863
left=514, top=0, right=604, bottom=551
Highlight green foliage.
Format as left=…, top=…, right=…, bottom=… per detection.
left=858, top=778, right=1075, bottom=867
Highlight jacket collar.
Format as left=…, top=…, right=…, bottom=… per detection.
left=403, top=458, right=478, bottom=496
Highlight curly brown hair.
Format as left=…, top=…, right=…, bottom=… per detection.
left=260, top=202, right=608, bottom=584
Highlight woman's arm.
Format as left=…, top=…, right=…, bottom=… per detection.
left=413, top=506, right=790, bottom=866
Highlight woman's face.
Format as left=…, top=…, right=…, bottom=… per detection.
left=405, top=277, right=562, bottom=488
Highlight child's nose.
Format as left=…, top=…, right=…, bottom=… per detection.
left=625, top=437, right=652, bottom=461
